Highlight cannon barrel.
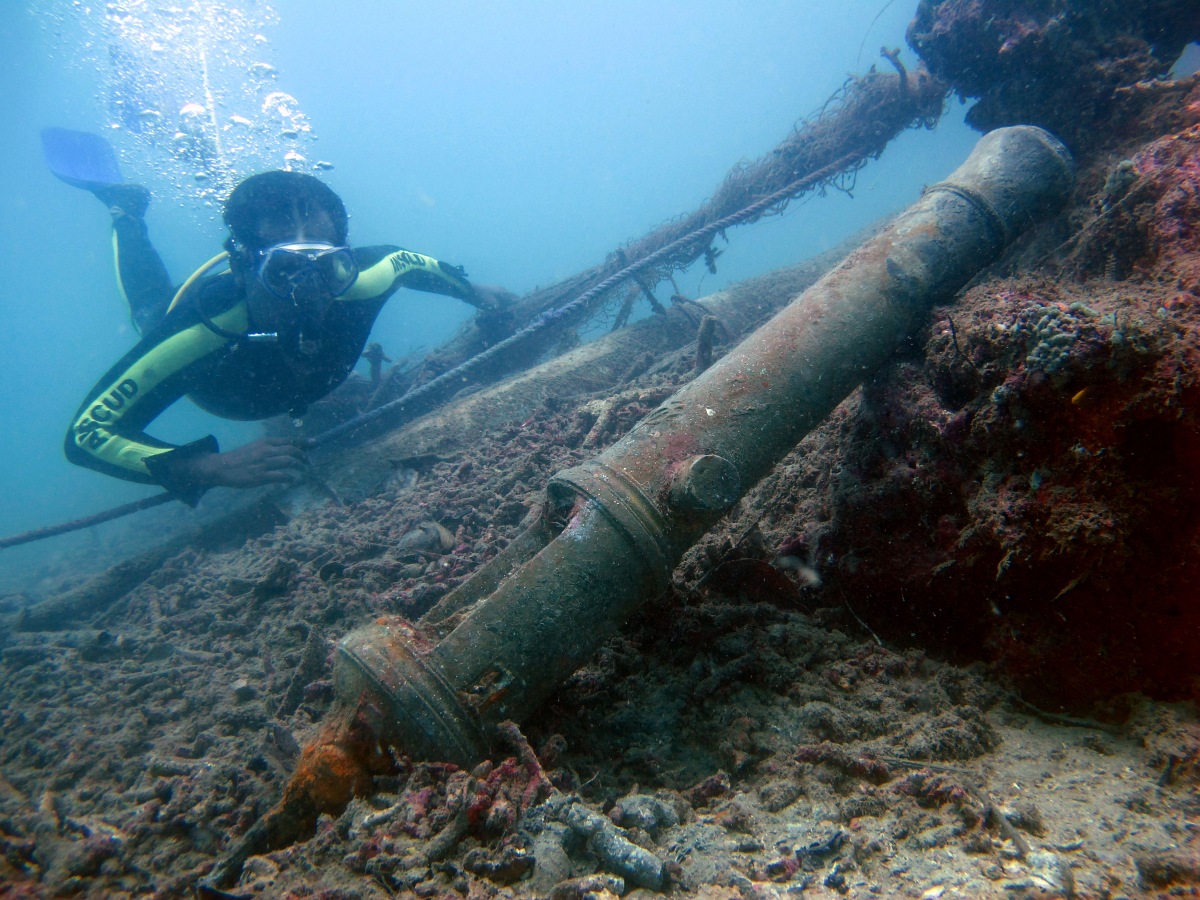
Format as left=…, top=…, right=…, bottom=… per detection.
left=335, top=126, right=1074, bottom=765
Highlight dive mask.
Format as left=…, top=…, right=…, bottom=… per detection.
left=255, top=241, right=358, bottom=300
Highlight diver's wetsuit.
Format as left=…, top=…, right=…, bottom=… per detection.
left=65, top=212, right=480, bottom=504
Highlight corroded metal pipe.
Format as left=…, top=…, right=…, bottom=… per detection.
left=335, top=126, right=1074, bottom=766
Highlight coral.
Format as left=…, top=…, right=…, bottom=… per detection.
left=558, top=798, right=669, bottom=891
left=1064, top=85, right=1200, bottom=286
left=795, top=742, right=893, bottom=783
left=1015, top=301, right=1095, bottom=378
left=465, top=723, right=554, bottom=837
left=682, top=771, right=731, bottom=808
left=892, top=769, right=972, bottom=808
left=907, top=0, right=1200, bottom=153
left=800, top=275, right=1200, bottom=707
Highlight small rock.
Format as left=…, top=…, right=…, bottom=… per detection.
left=527, top=824, right=573, bottom=893
left=240, top=855, right=280, bottom=892
left=1007, top=801, right=1047, bottom=836
left=232, top=678, right=257, bottom=702
left=548, top=874, right=625, bottom=900
left=760, top=778, right=804, bottom=812
left=610, top=793, right=681, bottom=836
left=1026, top=849, right=1075, bottom=898
left=982, top=862, right=1004, bottom=880
left=1136, top=849, right=1200, bottom=888
left=462, top=845, right=534, bottom=884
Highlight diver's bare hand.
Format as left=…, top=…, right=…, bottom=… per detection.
left=470, top=284, right=517, bottom=311
left=186, top=437, right=311, bottom=488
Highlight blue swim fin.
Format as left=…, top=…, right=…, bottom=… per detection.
left=40, top=127, right=123, bottom=191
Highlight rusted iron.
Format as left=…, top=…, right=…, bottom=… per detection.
left=334, top=126, right=1074, bottom=766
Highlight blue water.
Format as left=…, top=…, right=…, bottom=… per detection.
left=0, top=1, right=977, bottom=587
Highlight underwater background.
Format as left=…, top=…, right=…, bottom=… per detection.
left=1, top=3, right=1199, bottom=897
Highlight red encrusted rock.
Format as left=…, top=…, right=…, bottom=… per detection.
left=795, top=742, right=893, bottom=783
left=906, top=0, right=1200, bottom=152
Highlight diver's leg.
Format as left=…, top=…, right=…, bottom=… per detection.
left=95, top=186, right=174, bottom=334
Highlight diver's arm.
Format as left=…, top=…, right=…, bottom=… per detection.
left=343, top=245, right=489, bottom=306
left=63, top=305, right=247, bottom=505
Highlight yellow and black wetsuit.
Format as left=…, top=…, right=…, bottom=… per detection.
left=65, top=230, right=478, bottom=505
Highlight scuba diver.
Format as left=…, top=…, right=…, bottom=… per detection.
left=45, top=129, right=509, bottom=505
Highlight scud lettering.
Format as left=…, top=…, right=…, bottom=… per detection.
left=74, top=417, right=110, bottom=450
left=89, top=378, right=138, bottom=421
left=389, top=251, right=428, bottom=275
left=75, top=378, right=138, bottom=449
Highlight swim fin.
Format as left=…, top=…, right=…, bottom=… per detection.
left=40, top=127, right=123, bottom=191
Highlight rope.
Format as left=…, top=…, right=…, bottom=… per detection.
left=0, top=150, right=867, bottom=552
left=312, top=148, right=867, bottom=447
left=0, top=493, right=173, bottom=551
